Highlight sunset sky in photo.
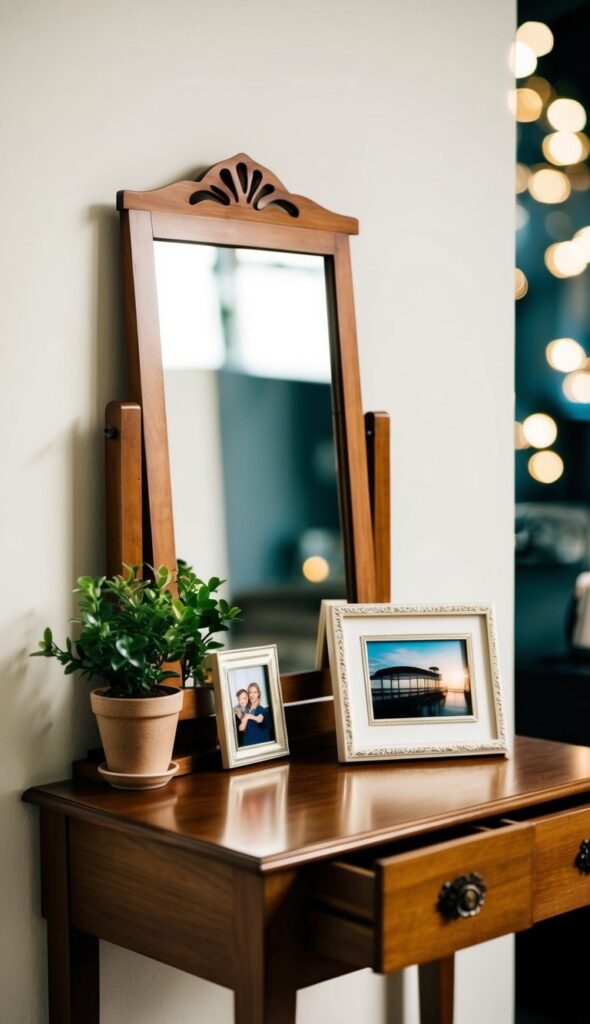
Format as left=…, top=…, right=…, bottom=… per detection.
left=366, top=638, right=470, bottom=690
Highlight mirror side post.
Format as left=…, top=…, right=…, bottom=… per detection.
left=365, top=411, right=391, bottom=603
left=325, top=235, right=377, bottom=603
left=105, top=401, right=142, bottom=577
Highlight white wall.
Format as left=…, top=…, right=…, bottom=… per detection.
left=0, top=1, right=515, bottom=1022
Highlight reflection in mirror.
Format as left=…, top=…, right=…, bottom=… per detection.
left=155, top=242, right=345, bottom=672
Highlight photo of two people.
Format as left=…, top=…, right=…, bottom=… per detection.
left=229, top=667, right=275, bottom=749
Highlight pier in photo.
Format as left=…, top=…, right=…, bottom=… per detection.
left=370, top=664, right=448, bottom=718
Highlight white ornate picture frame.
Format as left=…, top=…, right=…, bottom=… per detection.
left=209, top=645, right=289, bottom=770
left=326, top=603, right=507, bottom=762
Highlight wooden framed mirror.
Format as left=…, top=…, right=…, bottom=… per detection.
left=117, top=153, right=377, bottom=690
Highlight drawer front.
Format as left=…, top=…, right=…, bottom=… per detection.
left=533, top=804, right=590, bottom=921
left=377, top=825, right=533, bottom=973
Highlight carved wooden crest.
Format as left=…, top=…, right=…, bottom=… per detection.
left=118, top=153, right=358, bottom=234
left=189, top=156, right=300, bottom=218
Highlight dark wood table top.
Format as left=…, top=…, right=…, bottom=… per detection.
left=23, top=736, right=590, bottom=872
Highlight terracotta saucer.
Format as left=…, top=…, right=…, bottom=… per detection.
left=97, top=761, right=179, bottom=790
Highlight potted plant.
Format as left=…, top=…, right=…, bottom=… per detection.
left=31, top=563, right=240, bottom=788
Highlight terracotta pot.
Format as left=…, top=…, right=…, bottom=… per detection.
left=90, top=686, right=184, bottom=776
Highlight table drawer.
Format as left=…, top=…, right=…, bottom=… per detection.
left=309, top=823, right=533, bottom=973
left=532, top=804, right=590, bottom=921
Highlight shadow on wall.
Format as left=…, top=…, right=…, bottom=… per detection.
left=2, top=207, right=126, bottom=791
left=0, top=203, right=129, bottom=1016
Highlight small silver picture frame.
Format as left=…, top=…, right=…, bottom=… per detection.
left=209, top=645, right=289, bottom=770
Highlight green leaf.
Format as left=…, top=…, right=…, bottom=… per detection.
left=33, top=559, right=235, bottom=696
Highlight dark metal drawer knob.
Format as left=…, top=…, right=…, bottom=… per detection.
left=575, top=839, right=590, bottom=874
left=437, top=872, right=486, bottom=920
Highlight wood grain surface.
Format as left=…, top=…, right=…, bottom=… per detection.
left=104, top=401, right=142, bottom=576
left=365, top=411, right=391, bottom=602
left=309, top=823, right=533, bottom=973
left=70, top=818, right=234, bottom=985
left=24, top=737, right=590, bottom=873
left=377, top=823, right=533, bottom=971
left=42, top=812, right=99, bottom=1024
left=419, top=957, right=455, bottom=1024
left=118, top=153, right=358, bottom=235
left=530, top=803, right=590, bottom=921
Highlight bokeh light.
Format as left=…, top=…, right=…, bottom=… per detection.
left=528, top=450, right=564, bottom=483
left=516, top=163, right=531, bottom=194
left=567, top=163, right=590, bottom=191
left=510, top=41, right=537, bottom=79
left=547, top=98, right=587, bottom=132
left=517, top=22, right=554, bottom=58
left=528, top=167, right=571, bottom=203
left=563, top=369, right=590, bottom=403
left=514, top=422, right=530, bottom=450
left=515, top=268, right=528, bottom=299
left=546, top=338, right=586, bottom=372
left=542, top=131, right=585, bottom=166
left=573, top=226, right=590, bottom=260
left=576, top=133, right=590, bottom=159
left=526, top=76, right=553, bottom=104
left=544, top=240, right=587, bottom=278
left=522, top=413, right=558, bottom=448
left=302, top=555, right=330, bottom=583
left=513, top=88, right=543, bottom=122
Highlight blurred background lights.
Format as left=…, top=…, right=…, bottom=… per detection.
left=515, top=267, right=528, bottom=299
left=563, top=368, right=590, bottom=403
left=526, top=76, right=553, bottom=104
left=576, top=133, right=590, bottom=159
left=567, top=163, right=590, bottom=191
left=510, top=41, right=537, bottom=78
left=573, top=226, right=590, bottom=260
left=546, top=337, right=586, bottom=372
left=542, top=131, right=585, bottom=166
left=516, top=163, right=531, bottom=194
left=522, top=412, right=558, bottom=448
left=517, top=21, right=554, bottom=58
left=544, top=240, right=586, bottom=277
left=528, top=167, right=571, bottom=203
left=528, top=450, right=564, bottom=484
left=547, top=97, right=587, bottom=132
left=514, top=421, right=531, bottom=450
left=302, top=555, right=330, bottom=583
left=514, top=88, right=543, bottom=122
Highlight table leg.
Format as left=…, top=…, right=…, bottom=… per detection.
left=42, top=810, right=100, bottom=1024
left=233, top=871, right=298, bottom=1024
left=418, top=955, right=454, bottom=1024
left=234, top=982, right=297, bottom=1024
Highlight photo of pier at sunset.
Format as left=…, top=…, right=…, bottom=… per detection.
left=365, top=637, right=474, bottom=721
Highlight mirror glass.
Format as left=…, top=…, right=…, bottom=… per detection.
left=154, top=241, right=345, bottom=672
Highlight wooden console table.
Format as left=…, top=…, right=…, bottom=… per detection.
left=24, top=736, right=590, bottom=1024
